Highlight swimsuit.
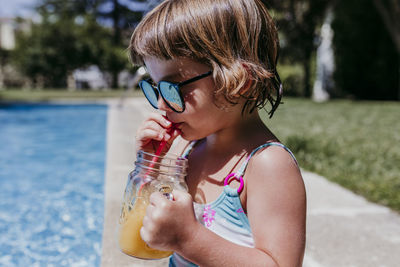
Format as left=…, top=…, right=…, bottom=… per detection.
left=169, top=142, right=298, bottom=267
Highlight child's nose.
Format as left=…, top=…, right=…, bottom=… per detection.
left=157, top=96, right=173, bottom=112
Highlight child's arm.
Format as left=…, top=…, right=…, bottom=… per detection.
left=244, top=146, right=306, bottom=266
left=140, top=146, right=306, bottom=267
left=141, top=190, right=279, bottom=267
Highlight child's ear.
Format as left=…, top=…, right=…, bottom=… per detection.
left=239, top=64, right=254, bottom=95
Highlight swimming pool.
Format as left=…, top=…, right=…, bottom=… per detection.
left=0, top=103, right=107, bottom=266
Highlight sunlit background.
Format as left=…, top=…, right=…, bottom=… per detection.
left=0, top=0, right=399, bottom=266
left=0, top=0, right=398, bottom=98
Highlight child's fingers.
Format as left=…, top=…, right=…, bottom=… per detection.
left=164, top=129, right=181, bottom=145
left=147, top=113, right=172, bottom=128
left=171, top=189, right=192, bottom=203
left=149, top=191, right=167, bottom=206
left=139, top=225, right=151, bottom=245
left=136, top=128, right=164, bottom=150
left=141, top=120, right=168, bottom=136
left=136, top=128, right=163, bottom=141
left=171, top=129, right=181, bottom=139
left=135, top=113, right=181, bottom=153
left=136, top=113, right=173, bottom=145
left=139, top=114, right=173, bottom=138
left=137, top=124, right=171, bottom=144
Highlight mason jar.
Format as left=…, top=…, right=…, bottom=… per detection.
left=117, top=150, right=188, bottom=259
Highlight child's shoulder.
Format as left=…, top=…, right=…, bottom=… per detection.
left=244, top=143, right=305, bottom=212
left=244, top=142, right=302, bottom=185
left=250, top=142, right=297, bottom=168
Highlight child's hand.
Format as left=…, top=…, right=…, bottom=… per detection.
left=135, top=113, right=181, bottom=154
left=140, top=190, right=198, bottom=251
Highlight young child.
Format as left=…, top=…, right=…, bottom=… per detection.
left=130, top=0, right=306, bottom=266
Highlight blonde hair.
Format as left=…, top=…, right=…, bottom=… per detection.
left=129, top=0, right=282, bottom=116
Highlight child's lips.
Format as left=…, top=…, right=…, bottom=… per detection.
left=171, top=122, right=183, bottom=130
left=166, top=122, right=182, bottom=132
left=164, top=116, right=181, bottom=128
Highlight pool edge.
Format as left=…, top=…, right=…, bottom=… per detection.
left=101, top=98, right=169, bottom=267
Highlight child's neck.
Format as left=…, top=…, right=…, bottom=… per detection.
left=204, top=111, right=276, bottom=156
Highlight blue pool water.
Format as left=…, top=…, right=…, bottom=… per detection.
left=0, top=104, right=107, bottom=266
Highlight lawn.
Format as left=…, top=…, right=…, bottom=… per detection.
left=261, top=98, right=400, bottom=212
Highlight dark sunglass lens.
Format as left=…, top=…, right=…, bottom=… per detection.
left=139, top=81, right=158, bottom=109
left=159, top=82, right=184, bottom=112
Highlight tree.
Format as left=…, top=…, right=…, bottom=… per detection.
left=372, top=0, right=400, bottom=99
left=372, top=0, right=400, bottom=54
left=0, top=48, right=9, bottom=88
left=35, top=0, right=154, bottom=88
left=11, top=0, right=158, bottom=88
left=332, top=0, right=399, bottom=100
left=268, top=0, right=331, bottom=97
left=12, top=12, right=122, bottom=88
left=12, top=15, right=84, bottom=87
left=96, top=0, right=144, bottom=87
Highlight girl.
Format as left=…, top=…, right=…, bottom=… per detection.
left=131, top=0, right=306, bottom=266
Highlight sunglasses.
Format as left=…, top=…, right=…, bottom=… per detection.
left=139, top=71, right=212, bottom=113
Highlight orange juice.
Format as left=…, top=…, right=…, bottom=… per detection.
left=118, top=196, right=173, bottom=259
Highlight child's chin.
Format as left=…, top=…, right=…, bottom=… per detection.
left=180, top=132, right=190, bottom=141
left=179, top=131, right=196, bottom=142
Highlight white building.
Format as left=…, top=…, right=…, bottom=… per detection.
left=0, top=18, right=15, bottom=50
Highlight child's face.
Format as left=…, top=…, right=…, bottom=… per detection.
left=143, top=57, right=244, bottom=141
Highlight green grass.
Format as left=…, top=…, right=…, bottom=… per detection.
left=261, top=98, right=400, bottom=212
left=0, top=88, right=142, bottom=102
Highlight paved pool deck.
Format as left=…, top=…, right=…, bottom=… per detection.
left=101, top=97, right=400, bottom=267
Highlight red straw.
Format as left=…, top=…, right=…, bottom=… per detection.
left=149, top=122, right=178, bottom=168
left=138, top=123, right=178, bottom=194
